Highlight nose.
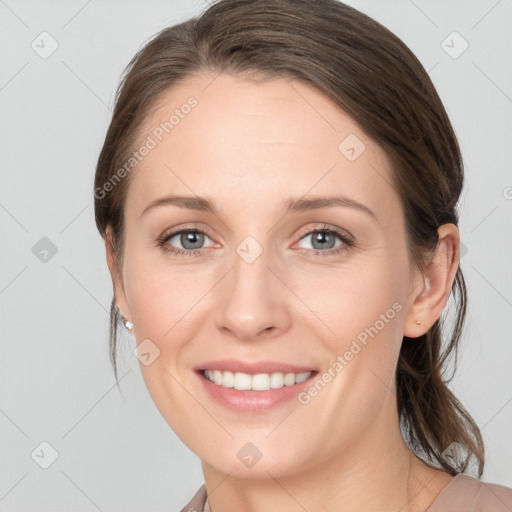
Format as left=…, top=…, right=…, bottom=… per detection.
left=214, top=243, right=292, bottom=341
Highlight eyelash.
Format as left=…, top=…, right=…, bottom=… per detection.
left=156, top=224, right=354, bottom=258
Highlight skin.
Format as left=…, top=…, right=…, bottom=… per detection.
left=106, top=72, right=459, bottom=511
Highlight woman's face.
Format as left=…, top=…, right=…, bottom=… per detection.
left=110, top=72, right=425, bottom=478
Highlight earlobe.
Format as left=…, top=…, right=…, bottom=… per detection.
left=403, top=224, right=460, bottom=338
left=104, top=226, right=132, bottom=326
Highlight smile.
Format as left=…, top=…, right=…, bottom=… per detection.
left=202, top=369, right=313, bottom=391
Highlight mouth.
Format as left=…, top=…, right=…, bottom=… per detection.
left=198, top=368, right=318, bottom=391
left=193, top=359, right=319, bottom=411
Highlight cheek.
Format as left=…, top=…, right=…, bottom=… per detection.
left=123, top=252, right=219, bottom=395
left=123, top=259, right=207, bottom=433
left=124, top=248, right=205, bottom=338
left=309, top=257, right=407, bottom=396
left=307, top=257, right=405, bottom=343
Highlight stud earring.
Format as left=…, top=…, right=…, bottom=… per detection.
left=116, top=303, right=133, bottom=332
left=415, top=320, right=421, bottom=325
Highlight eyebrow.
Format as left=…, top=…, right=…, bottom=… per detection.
left=140, top=193, right=377, bottom=220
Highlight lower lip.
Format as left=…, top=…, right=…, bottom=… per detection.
left=196, top=370, right=317, bottom=413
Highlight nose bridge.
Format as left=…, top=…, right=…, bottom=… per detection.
left=233, top=235, right=270, bottom=292
left=214, top=234, right=289, bottom=339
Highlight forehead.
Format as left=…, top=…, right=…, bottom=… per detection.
left=126, top=72, right=400, bottom=224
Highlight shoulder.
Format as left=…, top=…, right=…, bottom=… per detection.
left=179, top=484, right=207, bottom=512
left=429, top=474, right=512, bottom=511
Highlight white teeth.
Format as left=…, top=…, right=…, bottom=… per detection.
left=203, top=370, right=312, bottom=391
left=252, top=373, right=270, bottom=391
left=295, top=372, right=311, bottom=383
left=284, top=373, right=296, bottom=386
left=222, top=371, right=234, bottom=388
left=270, top=372, right=284, bottom=389
left=234, top=372, right=252, bottom=390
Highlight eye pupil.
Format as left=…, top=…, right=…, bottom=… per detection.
left=182, top=231, right=204, bottom=249
left=312, top=231, right=335, bottom=250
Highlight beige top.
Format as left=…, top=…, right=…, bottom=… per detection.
left=179, top=474, right=512, bottom=512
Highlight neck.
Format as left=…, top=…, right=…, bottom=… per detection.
left=201, top=408, right=452, bottom=512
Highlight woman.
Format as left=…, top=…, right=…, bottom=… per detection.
left=93, top=0, right=512, bottom=510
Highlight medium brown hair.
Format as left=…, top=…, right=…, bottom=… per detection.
left=94, top=0, right=484, bottom=476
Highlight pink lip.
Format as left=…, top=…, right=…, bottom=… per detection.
left=193, top=358, right=319, bottom=413
left=194, top=359, right=317, bottom=374
left=195, top=369, right=317, bottom=413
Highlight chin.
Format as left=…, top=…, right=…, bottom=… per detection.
left=196, top=435, right=318, bottom=481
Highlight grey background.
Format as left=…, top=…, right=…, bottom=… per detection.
left=0, top=0, right=511, bottom=510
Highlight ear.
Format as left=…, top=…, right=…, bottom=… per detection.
left=105, top=225, right=131, bottom=323
left=403, top=223, right=460, bottom=338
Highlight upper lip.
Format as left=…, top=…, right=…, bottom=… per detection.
left=195, top=359, right=317, bottom=375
